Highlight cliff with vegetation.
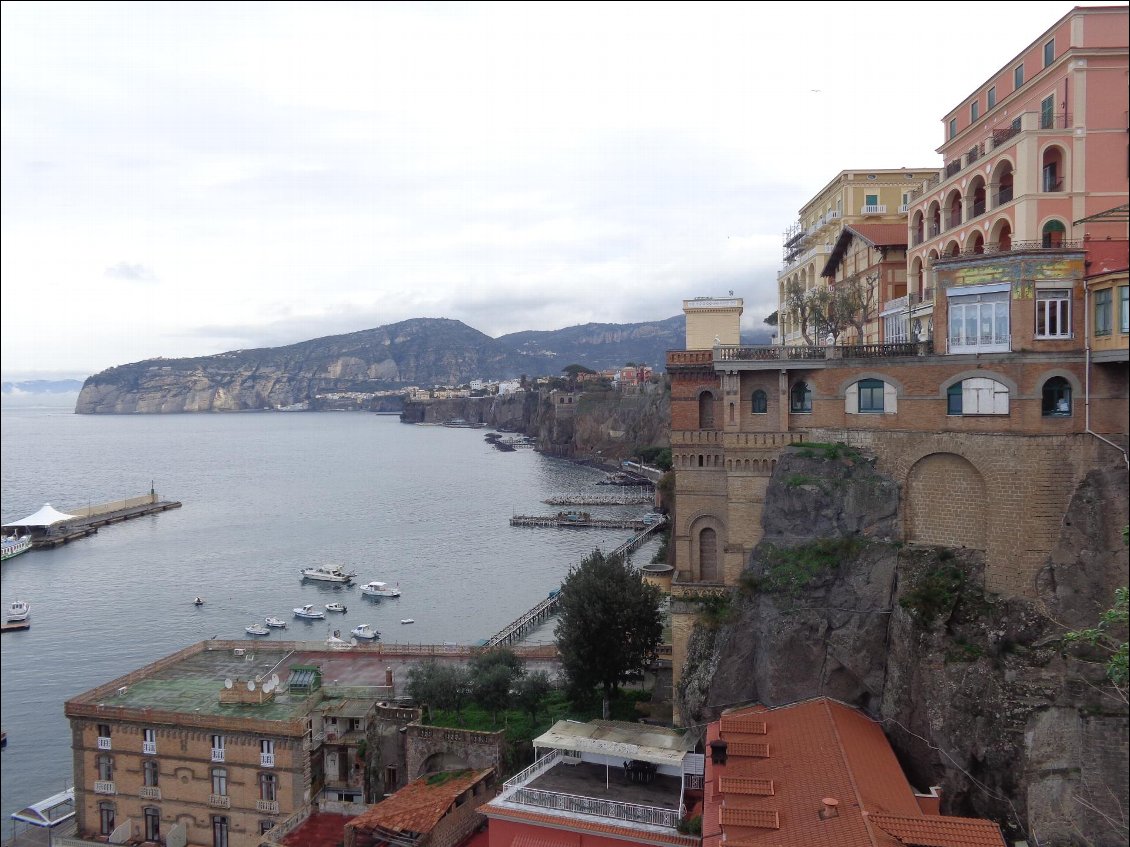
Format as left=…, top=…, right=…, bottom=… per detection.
left=676, top=445, right=1128, bottom=847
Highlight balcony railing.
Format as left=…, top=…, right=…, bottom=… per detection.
left=928, top=223, right=941, bottom=238
left=991, top=122, right=1022, bottom=148
left=257, top=799, right=280, bottom=814
left=507, top=786, right=678, bottom=829
left=97, top=737, right=111, bottom=751
left=993, top=185, right=1013, bottom=207
left=836, top=341, right=929, bottom=358
left=715, top=341, right=931, bottom=362
left=946, top=211, right=962, bottom=229
left=911, top=232, right=924, bottom=246
left=93, top=781, right=116, bottom=795
left=142, top=741, right=156, bottom=755
left=934, top=240, right=1083, bottom=261
left=860, top=204, right=887, bottom=215
left=1039, top=112, right=1072, bottom=130
left=909, top=289, right=935, bottom=306
left=970, top=199, right=986, bottom=218
left=505, top=749, right=564, bottom=789
left=882, top=294, right=910, bottom=313
left=261, top=752, right=276, bottom=768
left=211, top=748, right=225, bottom=762
left=944, top=160, right=962, bottom=179
left=209, top=794, right=231, bottom=809
left=1042, top=176, right=1064, bottom=192
left=139, top=786, right=161, bottom=800
left=966, top=143, right=984, bottom=165
left=899, top=203, right=909, bottom=214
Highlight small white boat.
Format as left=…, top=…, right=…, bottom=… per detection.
left=300, top=564, right=357, bottom=583
left=360, top=581, right=401, bottom=598
left=1, top=535, right=32, bottom=561
left=293, top=604, right=326, bottom=620
left=245, top=623, right=270, bottom=636
left=325, top=602, right=348, bottom=613
left=350, top=623, right=380, bottom=640
left=400, top=618, right=415, bottom=625
left=6, top=600, right=31, bottom=623
left=264, top=616, right=287, bottom=628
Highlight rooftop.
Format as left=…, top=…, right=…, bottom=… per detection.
left=534, top=719, right=696, bottom=767
left=348, top=769, right=493, bottom=837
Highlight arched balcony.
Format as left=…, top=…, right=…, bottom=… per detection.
left=965, top=230, right=986, bottom=254
left=989, top=218, right=1012, bottom=251
left=927, top=201, right=942, bottom=239
left=967, top=176, right=987, bottom=220
left=992, top=161, right=1014, bottom=207
left=1041, top=145, right=1066, bottom=192
left=1042, top=219, right=1067, bottom=247
left=912, top=211, right=925, bottom=247
left=944, top=189, right=963, bottom=230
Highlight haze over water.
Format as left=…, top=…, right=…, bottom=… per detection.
left=0, top=403, right=656, bottom=835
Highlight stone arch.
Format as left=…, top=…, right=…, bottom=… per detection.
left=943, top=239, right=961, bottom=257
left=1040, top=142, right=1067, bottom=192
left=905, top=453, right=987, bottom=550
left=943, top=187, right=963, bottom=230
left=419, top=750, right=472, bottom=777
left=912, top=209, right=924, bottom=245
left=911, top=256, right=924, bottom=297
left=990, top=158, right=1014, bottom=208
left=966, top=174, right=987, bottom=219
left=988, top=216, right=1013, bottom=251
left=688, top=514, right=725, bottom=583
left=927, top=199, right=942, bottom=238
left=964, top=229, right=985, bottom=254
left=1041, top=218, right=1067, bottom=248
left=698, top=390, right=717, bottom=430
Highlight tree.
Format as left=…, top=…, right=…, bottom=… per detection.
left=469, top=648, right=525, bottom=722
left=783, top=279, right=817, bottom=345
left=763, top=310, right=778, bottom=327
left=514, top=671, right=553, bottom=722
left=555, top=549, right=663, bottom=718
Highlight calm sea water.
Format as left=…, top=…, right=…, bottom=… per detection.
left=0, top=402, right=657, bottom=835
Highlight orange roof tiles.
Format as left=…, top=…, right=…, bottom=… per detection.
left=845, top=223, right=910, bottom=248
left=727, top=741, right=770, bottom=758
left=349, top=769, right=492, bottom=836
left=719, top=776, right=774, bottom=796
left=720, top=808, right=780, bottom=829
left=869, top=813, right=1007, bottom=847
left=719, top=715, right=767, bottom=735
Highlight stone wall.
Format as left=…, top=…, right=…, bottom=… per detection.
left=404, top=725, right=506, bottom=780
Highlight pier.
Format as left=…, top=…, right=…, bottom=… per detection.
left=544, top=491, right=653, bottom=506
left=510, top=513, right=647, bottom=530
left=3, top=492, right=183, bottom=550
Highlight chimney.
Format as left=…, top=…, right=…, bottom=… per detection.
left=709, top=739, right=728, bottom=766
left=819, top=797, right=840, bottom=820
left=385, top=667, right=394, bottom=689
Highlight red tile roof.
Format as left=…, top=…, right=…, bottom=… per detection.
left=704, top=698, right=1006, bottom=847
left=845, top=223, right=911, bottom=248
left=280, top=812, right=353, bottom=847
left=348, top=769, right=492, bottom=836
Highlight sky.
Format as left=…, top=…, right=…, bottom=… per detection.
left=1, top=1, right=1121, bottom=379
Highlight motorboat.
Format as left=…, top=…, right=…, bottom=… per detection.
left=245, top=623, right=270, bottom=636
left=293, top=604, right=326, bottom=620
left=325, top=602, right=348, bottom=613
left=6, top=600, right=31, bottom=623
left=360, top=581, right=401, bottom=598
left=193, top=597, right=204, bottom=606
left=350, top=623, right=380, bottom=640
left=1, top=534, right=32, bottom=561
left=400, top=618, right=415, bottom=625
left=326, top=630, right=353, bottom=649
left=264, top=616, right=287, bottom=628
left=300, top=564, right=357, bottom=583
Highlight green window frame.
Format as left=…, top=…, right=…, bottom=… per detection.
left=858, top=379, right=885, bottom=413
left=948, top=118, right=957, bottom=140
left=790, top=382, right=812, bottom=413
left=1044, top=38, right=1055, bottom=68
left=987, top=86, right=996, bottom=108
left=1040, top=95, right=1054, bottom=129
left=751, top=390, right=767, bottom=414
left=970, top=101, right=979, bottom=122
left=1095, top=289, right=1113, bottom=336
left=947, top=383, right=963, bottom=415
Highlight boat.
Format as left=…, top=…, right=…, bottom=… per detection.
left=264, top=616, right=287, bottom=628
left=6, top=600, right=31, bottom=623
left=400, top=618, right=415, bottom=624
left=193, top=597, right=204, bottom=606
left=293, top=604, right=326, bottom=620
left=245, top=623, right=270, bottom=636
left=300, top=564, right=357, bottom=583
left=360, top=581, right=401, bottom=598
left=350, top=623, right=380, bottom=640
left=325, top=602, right=348, bottom=613
left=1, top=534, right=32, bottom=561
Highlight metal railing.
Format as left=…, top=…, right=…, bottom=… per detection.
left=505, top=749, right=563, bottom=789
left=1039, top=112, right=1072, bottom=130
left=944, top=160, right=962, bottom=178
left=992, top=122, right=1021, bottom=148
left=946, top=210, right=962, bottom=229
left=993, top=185, right=1013, bottom=206
left=507, top=786, right=678, bottom=829
left=970, top=199, right=986, bottom=218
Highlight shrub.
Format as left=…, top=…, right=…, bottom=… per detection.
left=743, top=537, right=866, bottom=596
left=900, top=563, right=965, bottom=624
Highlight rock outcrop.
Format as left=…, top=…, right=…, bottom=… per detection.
left=677, top=447, right=1128, bottom=847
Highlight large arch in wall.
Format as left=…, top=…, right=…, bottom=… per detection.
left=687, top=513, right=726, bottom=583
left=905, top=452, right=987, bottom=550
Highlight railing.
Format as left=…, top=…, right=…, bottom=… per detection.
left=685, top=774, right=705, bottom=790
left=716, top=345, right=827, bottom=362
left=209, top=794, right=231, bottom=809
left=908, top=173, right=941, bottom=201
left=911, top=232, right=924, bottom=246
left=992, top=122, right=1022, bottom=148
left=1042, top=176, right=1064, bottom=192
left=946, top=210, right=962, bottom=229
left=1039, top=112, right=1072, bottom=130
left=909, top=289, right=934, bottom=306
left=211, top=748, right=225, bottom=762
left=882, top=295, right=909, bottom=313
left=934, top=240, right=1083, bottom=261
left=666, top=350, right=714, bottom=366
left=993, top=185, right=1013, bottom=206
left=97, top=737, right=111, bottom=750
left=142, top=740, right=156, bottom=755
left=966, top=143, right=984, bottom=165
left=505, top=749, right=563, bottom=789
left=820, top=210, right=841, bottom=225
left=899, top=203, right=909, bottom=214
left=860, top=204, right=887, bottom=215
left=506, top=786, right=678, bottom=829
left=257, top=799, right=280, bottom=814
left=970, top=199, right=986, bottom=218
left=928, top=223, right=941, bottom=237
left=944, top=160, right=962, bottom=178
left=139, top=786, right=161, bottom=800
left=323, top=684, right=394, bottom=700
left=836, top=341, right=930, bottom=358
left=93, top=781, right=115, bottom=795
left=261, top=752, right=276, bottom=767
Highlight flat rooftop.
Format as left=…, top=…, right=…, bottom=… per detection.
left=529, top=760, right=681, bottom=808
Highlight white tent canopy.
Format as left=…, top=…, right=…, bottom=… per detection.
left=5, top=503, right=78, bottom=527
left=533, top=720, right=695, bottom=768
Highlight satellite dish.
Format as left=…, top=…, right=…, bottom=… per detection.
left=224, top=678, right=233, bottom=690
left=247, top=680, right=256, bottom=692
left=263, top=680, right=274, bottom=693
left=271, top=674, right=281, bottom=689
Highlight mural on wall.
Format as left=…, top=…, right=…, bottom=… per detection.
left=936, top=255, right=1084, bottom=300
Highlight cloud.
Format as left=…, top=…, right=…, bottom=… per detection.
left=104, top=262, right=158, bottom=283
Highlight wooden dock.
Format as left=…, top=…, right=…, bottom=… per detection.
left=510, top=513, right=646, bottom=530
left=10, top=495, right=184, bottom=550
left=2, top=620, right=31, bottom=633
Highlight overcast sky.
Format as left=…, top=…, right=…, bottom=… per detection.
left=1, top=1, right=1118, bottom=379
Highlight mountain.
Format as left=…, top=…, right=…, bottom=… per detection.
left=74, top=316, right=698, bottom=414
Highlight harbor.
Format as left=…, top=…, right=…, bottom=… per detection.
left=2, top=491, right=182, bottom=551
left=510, top=512, right=647, bottom=530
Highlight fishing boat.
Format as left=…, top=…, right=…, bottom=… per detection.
left=360, top=581, right=401, bottom=598
left=350, top=623, right=380, bottom=640
left=300, top=564, right=357, bottom=583
left=6, top=600, right=31, bottom=623
left=245, top=623, right=270, bottom=636
left=325, top=602, right=348, bottom=613
left=264, top=616, right=287, bottom=628
left=1, top=534, right=32, bottom=561
left=400, top=618, right=415, bottom=625
left=293, top=604, right=326, bottom=620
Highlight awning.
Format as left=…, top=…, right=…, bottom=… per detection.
left=4, top=503, right=78, bottom=527
left=533, top=720, right=694, bottom=768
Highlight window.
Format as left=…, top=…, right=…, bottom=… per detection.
left=865, top=193, right=878, bottom=207
left=1120, top=286, right=1129, bottom=333
left=1014, top=63, right=1024, bottom=89
left=790, top=382, right=812, bottom=413
left=99, top=802, right=115, bottom=836
left=970, top=101, right=980, bottom=122
left=144, top=807, right=160, bottom=842
left=261, top=821, right=276, bottom=836
left=97, top=754, right=113, bottom=781
left=947, top=378, right=1009, bottom=415
left=260, top=773, right=278, bottom=802
left=698, top=392, right=715, bottom=429
left=858, top=379, right=885, bottom=413
left=948, top=288, right=1010, bottom=352
left=97, top=724, right=112, bottom=750
left=1040, top=95, right=1054, bottom=129
left=987, top=86, right=997, bottom=108
left=1095, top=289, right=1113, bottom=335
left=260, top=738, right=276, bottom=767
left=143, top=759, right=159, bottom=787
left=212, top=815, right=229, bottom=847
left=143, top=727, right=156, bottom=755
left=212, top=768, right=228, bottom=796
left=1042, top=377, right=1072, bottom=416
left=1044, top=38, right=1055, bottom=68
left=1036, top=289, right=1071, bottom=338
left=1042, top=161, right=1059, bottom=192
left=751, top=390, right=767, bottom=414
left=211, top=734, right=225, bottom=762
left=948, top=118, right=957, bottom=139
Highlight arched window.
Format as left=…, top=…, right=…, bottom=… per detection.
left=751, top=390, right=767, bottom=414
left=947, top=383, right=963, bottom=415
left=858, top=379, right=885, bottom=413
left=99, top=803, right=116, bottom=836
left=947, top=378, right=1009, bottom=415
left=698, top=392, right=715, bottom=430
left=143, top=759, right=159, bottom=787
left=699, top=527, right=718, bottom=582
left=1041, top=219, right=1066, bottom=248
left=790, top=382, right=812, bottom=413
left=144, top=807, right=160, bottom=842
left=1042, top=377, right=1072, bottom=416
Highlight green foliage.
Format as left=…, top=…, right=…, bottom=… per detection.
left=1063, top=586, right=1129, bottom=688
left=650, top=528, right=670, bottom=564
left=763, top=310, right=778, bottom=327
left=637, top=446, right=673, bottom=471
left=945, top=639, right=986, bottom=663
left=677, top=815, right=703, bottom=835
left=683, top=591, right=736, bottom=630
left=899, top=563, right=966, bottom=624
left=784, top=473, right=821, bottom=488
left=513, top=671, right=553, bottom=722
left=794, top=441, right=861, bottom=462
left=743, top=537, right=866, bottom=596
left=555, top=549, right=663, bottom=712
left=657, top=470, right=674, bottom=498
left=562, top=364, right=597, bottom=377
left=406, top=661, right=473, bottom=715
left=425, top=769, right=471, bottom=786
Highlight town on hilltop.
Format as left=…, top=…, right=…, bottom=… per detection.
left=15, top=6, right=1127, bottom=847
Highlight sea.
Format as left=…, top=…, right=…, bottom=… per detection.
left=0, top=398, right=659, bottom=836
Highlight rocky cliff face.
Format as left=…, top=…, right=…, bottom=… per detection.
left=677, top=449, right=1128, bottom=847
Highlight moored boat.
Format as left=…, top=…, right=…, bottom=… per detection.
left=293, top=604, right=326, bottom=620
left=325, top=602, right=348, bottom=613
left=245, top=623, right=270, bottom=636
left=6, top=600, right=31, bottom=623
left=350, top=623, right=380, bottom=640
left=360, top=580, right=401, bottom=598
left=300, top=564, right=357, bottom=583
left=1, top=534, right=32, bottom=561
left=264, top=616, right=287, bottom=628
left=400, top=618, right=415, bottom=624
